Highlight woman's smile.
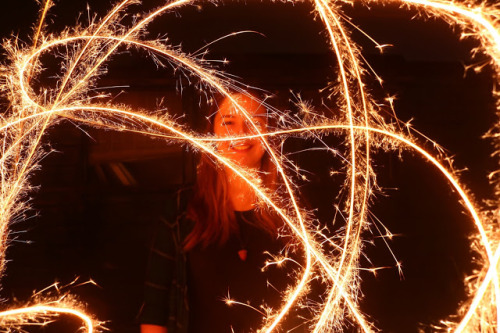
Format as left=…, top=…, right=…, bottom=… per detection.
left=213, top=94, right=268, bottom=169
left=229, top=141, right=253, bottom=151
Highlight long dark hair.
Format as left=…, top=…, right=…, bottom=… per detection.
left=183, top=95, right=279, bottom=251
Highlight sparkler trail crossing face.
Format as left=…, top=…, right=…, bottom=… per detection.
left=0, top=0, right=499, bottom=332
left=214, top=94, right=268, bottom=170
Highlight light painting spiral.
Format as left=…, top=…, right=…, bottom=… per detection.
left=0, top=0, right=498, bottom=332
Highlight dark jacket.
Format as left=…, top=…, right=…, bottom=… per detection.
left=138, top=190, right=194, bottom=333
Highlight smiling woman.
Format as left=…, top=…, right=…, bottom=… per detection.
left=213, top=95, right=268, bottom=172
left=138, top=93, right=296, bottom=333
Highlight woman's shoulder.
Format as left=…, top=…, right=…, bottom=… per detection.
left=157, top=185, right=190, bottom=217
left=159, top=186, right=196, bottom=240
left=153, top=214, right=194, bottom=257
left=160, top=186, right=194, bottom=220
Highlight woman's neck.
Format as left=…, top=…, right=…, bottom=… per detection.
left=226, top=169, right=257, bottom=211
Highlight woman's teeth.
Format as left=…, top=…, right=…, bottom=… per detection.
left=231, top=143, right=251, bottom=151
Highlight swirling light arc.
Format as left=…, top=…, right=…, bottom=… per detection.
left=0, top=0, right=498, bottom=332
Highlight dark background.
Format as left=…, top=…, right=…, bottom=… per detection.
left=0, top=0, right=496, bottom=332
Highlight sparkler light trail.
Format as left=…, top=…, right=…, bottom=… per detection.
left=0, top=0, right=498, bottom=332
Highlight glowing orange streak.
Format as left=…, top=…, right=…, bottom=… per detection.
left=313, top=1, right=374, bottom=329
left=16, top=38, right=195, bottom=118
left=287, top=125, right=496, bottom=333
left=19, top=0, right=134, bottom=204
left=52, top=0, right=134, bottom=106
left=15, top=20, right=358, bottom=332
left=364, top=127, right=497, bottom=332
left=3, top=109, right=490, bottom=265
left=0, top=105, right=374, bottom=331
left=5, top=97, right=493, bottom=331
left=378, top=0, right=500, bottom=260
left=49, top=0, right=193, bottom=109
left=58, top=108, right=499, bottom=332
left=1, top=109, right=491, bottom=257
left=314, top=0, right=359, bottom=288
left=2, top=122, right=50, bottom=236
left=396, top=0, right=500, bottom=56
left=6, top=0, right=85, bottom=227
left=12, top=102, right=313, bottom=331
left=322, top=0, right=373, bottom=265
left=25, top=0, right=53, bottom=83
left=214, top=98, right=313, bottom=331
left=219, top=123, right=496, bottom=285
left=3, top=0, right=499, bottom=331
left=313, top=2, right=372, bottom=330
left=455, top=243, right=500, bottom=333
left=66, top=107, right=369, bottom=332
left=16, top=26, right=316, bottom=330
left=383, top=0, right=500, bottom=329
left=31, top=0, right=51, bottom=57
left=0, top=111, right=49, bottom=216
left=0, top=305, right=94, bottom=332
left=12, top=0, right=53, bottom=183
left=11, top=0, right=80, bottom=204
left=0, top=121, right=42, bottom=165
left=225, top=299, right=266, bottom=316
left=204, top=123, right=495, bottom=270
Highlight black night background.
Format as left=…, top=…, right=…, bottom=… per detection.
left=0, top=0, right=496, bottom=332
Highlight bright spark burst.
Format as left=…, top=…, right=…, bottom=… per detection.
left=0, top=0, right=498, bottom=332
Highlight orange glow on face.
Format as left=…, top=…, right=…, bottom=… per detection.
left=214, top=94, right=268, bottom=169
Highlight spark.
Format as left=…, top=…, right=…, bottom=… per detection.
left=223, top=293, right=268, bottom=316
left=0, top=0, right=498, bottom=332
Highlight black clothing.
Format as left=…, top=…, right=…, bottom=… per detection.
left=139, top=210, right=293, bottom=333
left=187, top=210, right=287, bottom=332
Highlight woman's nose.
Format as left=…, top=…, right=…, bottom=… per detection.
left=227, top=123, right=244, bottom=135
left=243, top=119, right=263, bottom=135
left=229, top=120, right=250, bottom=135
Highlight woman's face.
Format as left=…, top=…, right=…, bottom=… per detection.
left=213, top=95, right=267, bottom=169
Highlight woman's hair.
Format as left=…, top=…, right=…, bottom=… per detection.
left=183, top=95, right=278, bottom=251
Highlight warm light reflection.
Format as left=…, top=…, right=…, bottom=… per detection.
left=0, top=0, right=498, bottom=332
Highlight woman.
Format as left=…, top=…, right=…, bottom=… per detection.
left=139, top=93, right=289, bottom=333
